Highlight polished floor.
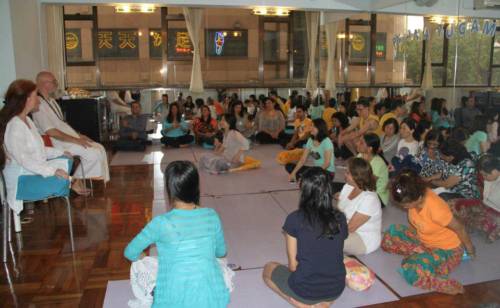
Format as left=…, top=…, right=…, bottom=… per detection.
left=1, top=145, right=500, bottom=307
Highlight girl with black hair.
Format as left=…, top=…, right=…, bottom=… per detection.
left=486, top=107, right=499, bottom=145
left=382, top=169, right=475, bottom=294
left=194, top=105, right=219, bottom=146
left=431, top=98, right=452, bottom=132
left=124, top=161, right=230, bottom=307
left=416, top=119, right=432, bottom=144
left=356, top=133, right=389, bottom=207
left=449, top=128, right=469, bottom=147
left=337, top=158, right=382, bottom=255
left=330, top=112, right=353, bottom=160
left=447, top=154, right=500, bottom=243
left=285, top=119, right=335, bottom=182
left=338, top=101, right=350, bottom=119
left=466, top=114, right=489, bottom=155
left=389, top=118, right=420, bottom=174
left=182, top=96, right=196, bottom=120
left=409, top=101, right=430, bottom=122
left=230, top=100, right=255, bottom=139
left=379, top=118, right=400, bottom=163
left=161, top=103, right=194, bottom=148
left=263, top=167, right=347, bottom=307
left=199, top=113, right=249, bottom=175
left=425, top=140, right=479, bottom=201
left=413, top=129, right=447, bottom=178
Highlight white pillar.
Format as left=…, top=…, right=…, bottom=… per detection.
left=0, top=0, right=17, bottom=99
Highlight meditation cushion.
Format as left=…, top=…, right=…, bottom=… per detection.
left=343, top=255, right=375, bottom=291
left=284, top=128, right=295, bottom=135
left=228, top=156, right=261, bottom=172
left=203, top=143, right=215, bottom=150
left=277, top=149, right=305, bottom=165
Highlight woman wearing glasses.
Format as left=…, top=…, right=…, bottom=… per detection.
left=337, top=99, right=380, bottom=156
left=285, top=118, right=335, bottom=182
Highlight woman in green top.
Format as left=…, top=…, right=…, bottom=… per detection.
left=356, top=133, right=389, bottom=207
left=285, top=118, right=335, bottom=182
left=466, top=115, right=488, bottom=155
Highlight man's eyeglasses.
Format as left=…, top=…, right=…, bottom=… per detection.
left=356, top=107, right=366, bottom=112
left=45, top=80, right=58, bottom=85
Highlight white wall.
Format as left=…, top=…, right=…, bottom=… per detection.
left=9, top=0, right=45, bottom=81
left=0, top=0, right=17, bottom=98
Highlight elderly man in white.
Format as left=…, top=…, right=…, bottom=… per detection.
left=32, top=72, right=110, bottom=195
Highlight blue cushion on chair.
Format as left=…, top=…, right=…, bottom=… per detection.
left=203, top=143, right=215, bottom=150
left=285, top=128, right=294, bottom=135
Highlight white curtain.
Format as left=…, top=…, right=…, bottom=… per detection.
left=421, top=18, right=435, bottom=91
left=305, top=12, right=319, bottom=91
left=324, top=21, right=338, bottom=91
left=46, top=5, right=66, bottom=96
left=183, top=8, right=204, bottom=93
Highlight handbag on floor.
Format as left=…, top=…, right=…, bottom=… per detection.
left=128, top=256, right=235, bottom=308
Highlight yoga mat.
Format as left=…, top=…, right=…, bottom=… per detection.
left=357, top=236, right=500, bottom=297
left=214, top=194, right=288, bottom=269
left=154, top=147, right=196, bottom=164
left=103, top=280, right=133, bottom=308
left=200, top=196, right=241, bottom=270
left=198, top=159, right=299, bottom=196
left=228, top=268, right=399, bottom=308
left=271, top=190, right=300, bottom=214
left=109, top=146, right=156, bottom=166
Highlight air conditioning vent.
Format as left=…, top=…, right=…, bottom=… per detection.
left=474, top=0, right=500, bottom=9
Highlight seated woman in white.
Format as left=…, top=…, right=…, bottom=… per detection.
left=336, top=157, right=382, bottom=255
left=0, top=79, right=73, bottom=230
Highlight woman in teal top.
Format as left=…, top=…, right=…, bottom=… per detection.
left=160, top=103, right=194, bottom=148
left=466, top=115, right=488, bottom=155
left=285, top=118, right=335, bottom=182
left=155, top=94, right=169, bottom=121
left=430, top=98, right=452, bottom=130
left=124, top=161, right=230, bottom=308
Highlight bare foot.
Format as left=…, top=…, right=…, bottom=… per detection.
left=179, top=144, right=191, bottom=148
left=210, top=170, right=218, bottom=175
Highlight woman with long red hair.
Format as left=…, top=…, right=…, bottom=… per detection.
left=1, top=79, right=73, bottom=229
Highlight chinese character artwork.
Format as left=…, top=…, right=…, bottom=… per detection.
left=118, top=30, right=137, bottom=49
left=99, top=31, right=113, bottom=49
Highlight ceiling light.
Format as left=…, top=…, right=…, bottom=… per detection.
left=116, top=5, right=155, bottom=13
left=253, top=7, right=289, bottom=16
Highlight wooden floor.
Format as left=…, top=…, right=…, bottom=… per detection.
left=0, top=152, right=499, bottom=307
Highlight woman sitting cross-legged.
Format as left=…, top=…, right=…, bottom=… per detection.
left=389, top=118, right=420, bottom=175
left=199, top=113, right=249, bottom=175
left=194, top=105, right=219, bottom=146
left=286, top=118, right=335, bottom=182
left=255, top=97, right=286, bottom=144
left=160, top=102, right=194, bottom=148
left=382, top=169, right=476, bottom=295
left=396, top=129, right=447, bottom=178
left=124, top=161, right=229, bottom=307
left=337, top=158, right=382, bottom=255
left=447, top=154, right=500, bottom=243
left=230, top=100, right=255, bottom=139
left=263, top=167, right=348, bottom=308
left=466, top=114, right=488, bottom=156
left=1, top=79, right=75, bottom=224
left=379, top=118, right=400, bottom=163
left=330, top=112, right=353, bottom=161
left=424, top=140, right=479, bottom=202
